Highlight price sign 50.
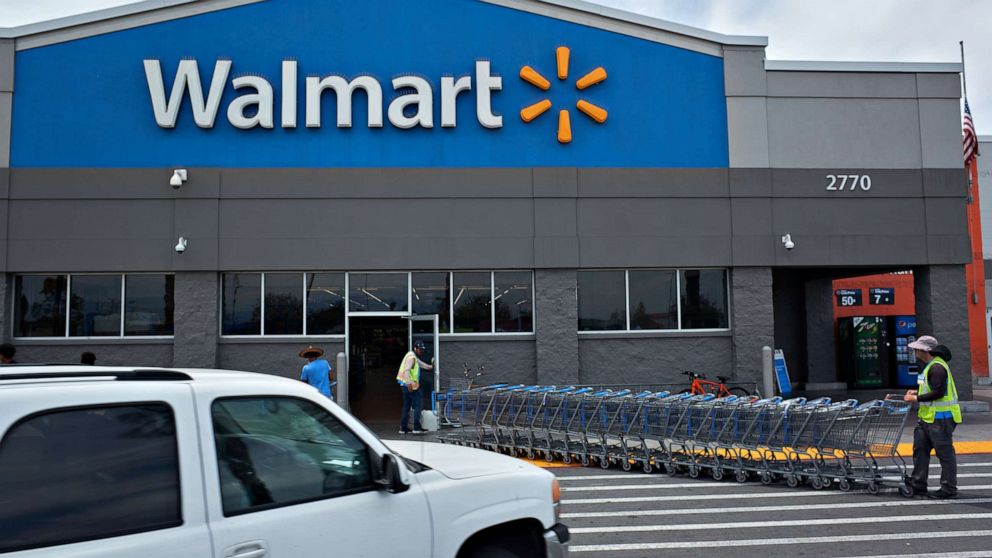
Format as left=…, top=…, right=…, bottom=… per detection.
left=835, top=289, right=862, bottom=307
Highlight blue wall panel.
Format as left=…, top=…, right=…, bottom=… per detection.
left=11, top=0, right=729, bottom=168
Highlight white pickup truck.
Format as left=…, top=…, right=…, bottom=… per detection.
left=0, top=367, right=569, bottom=557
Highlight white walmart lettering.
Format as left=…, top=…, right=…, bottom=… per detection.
left=144, top=59, right=504, bottom=130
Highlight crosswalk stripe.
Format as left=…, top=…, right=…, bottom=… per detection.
left=557, top=462, right=992, bottom=481
left=563, top=472, right=992, bottom=492
left=563, top=484, right=992, bottom=504
left=840, top=552, right=992, bottom=558
left=562, top=496, right=992, bottom=518
left=568, top=512, right=992, bottom=534
left=569, top=529, right=992, bottom=553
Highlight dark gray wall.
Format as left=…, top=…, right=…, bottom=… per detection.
left=914, top=264, right=973, bottom=401
left=805, top=277, right=837, bottom=384
left=731, top=267, right=773, bottom=384
left=438, top=339, right=537, bottom=386
left=578, top=335, right=735, bottom=388
left=772, top=269, right=808, bottom=384
left=218, top=340, right=346, bottom=380
left=11, top=341, right=173, bottom=367
left=173, top=272, right=219, bottom=368
left=534, top=270, right=578, bottom=385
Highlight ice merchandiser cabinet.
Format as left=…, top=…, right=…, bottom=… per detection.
left=837, top=315, right=917, bottom=389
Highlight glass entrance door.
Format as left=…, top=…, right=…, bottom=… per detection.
left=409, top=314, right=440, bottom=413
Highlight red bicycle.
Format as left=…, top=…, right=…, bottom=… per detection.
left=681, top=371, right=749, bottom=397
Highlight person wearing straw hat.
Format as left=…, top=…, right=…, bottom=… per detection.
left=299, top=345, right=334, bottom=398
left=903, top=335, right=960, bottom=499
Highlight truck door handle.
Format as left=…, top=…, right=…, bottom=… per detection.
left=225, top=541, right=268, bottom=558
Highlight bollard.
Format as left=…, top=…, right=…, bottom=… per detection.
left=762, top=346, right=775, bottom=397
left=336, top=352, right=349, bottom=412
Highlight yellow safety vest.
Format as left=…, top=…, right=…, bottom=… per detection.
left=396, top=351, right=420, bottom=385
left=917, top=356, right=961, bottom=424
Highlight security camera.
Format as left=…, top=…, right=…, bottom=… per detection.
left=781, top=233, right=795, bottom=250
left=170, top=169, right=188, bottom=189
left=175, top=237, right=188, bottom=254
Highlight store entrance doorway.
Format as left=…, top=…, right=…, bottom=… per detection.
left=348, top=317, right=408, bottom=423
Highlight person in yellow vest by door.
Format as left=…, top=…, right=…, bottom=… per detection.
left=397, top=340, right=434, bottom=435
left=903, top=335, right=961, bottom=499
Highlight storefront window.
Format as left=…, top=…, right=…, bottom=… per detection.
left=69, top=276, right=122, bottom=337
left=412, top=273, right=451, bottom=333
left=680, top=269, right=729, bottom=329
left=14, top=275, right=68, bottom=337
left=453, top=272, right=492, bottom=333
left=306, top=273, right=345, bottom=335
left=348, top=273, right=408, bottom=313
left=494, top=272, right=533, bottom=333
left=628, top=270, right=677, bottom=330
left=222, top=273, right=262, bottom=335
left=124, top=275, right=175, bottom=336
left=265, top=273, right=304, bottom=335
left=577, top=271, right=626, bottom=331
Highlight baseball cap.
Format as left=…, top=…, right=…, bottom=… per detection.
left=414, top=340, right=427, bottom=350
left=908, top=335, right=938, bottom=352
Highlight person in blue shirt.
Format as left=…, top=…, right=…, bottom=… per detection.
left=299, top=346, right=334, bottom=398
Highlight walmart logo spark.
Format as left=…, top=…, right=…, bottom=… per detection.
left=519, top=46, right=608, bottom=144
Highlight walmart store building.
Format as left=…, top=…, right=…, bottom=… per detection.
left=0, top=0, right=977, bottom=408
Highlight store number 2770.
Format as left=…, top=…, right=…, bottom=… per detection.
left=826, top=174, right=872, bottom=192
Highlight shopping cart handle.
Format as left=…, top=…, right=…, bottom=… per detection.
left=806, top=397, right=832, bottom=407
left=610, top=389, right=632, bottom=397
left=573, top=387, right=594, bottom=395
left=486, top=383, right=509, bottom=389
left=855, top=399, right=884, bottom=410
left=781, top=397, right=807, bottom=406
left=653, top=391, right=671, bottom=398
left=754, top=396, right=783, bottom=404
left=692, top=394, right=717, bottom=402
left=634, top=391, right=654, bottom=398
left=592, top=390, right=613, bottom=396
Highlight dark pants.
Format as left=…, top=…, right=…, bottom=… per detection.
left=400, top=384, right=422, bottom=431
left=910, top=419, right=957, bottom=494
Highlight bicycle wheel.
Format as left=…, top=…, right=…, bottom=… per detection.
left=729, top=387, right=749, bottom=397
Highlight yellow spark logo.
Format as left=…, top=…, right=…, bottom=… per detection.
left=519, top=46, right=607, bottom=144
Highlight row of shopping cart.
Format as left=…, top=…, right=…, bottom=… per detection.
left=436, top=383, right=914, bottom=496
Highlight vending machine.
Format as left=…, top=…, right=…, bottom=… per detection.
left=837, top=315, right=917, bottom=389
left=891, top=315, right=918, bottom=388
left=837, top=316, right=888, bottom=388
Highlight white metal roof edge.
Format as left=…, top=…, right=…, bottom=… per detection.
left=0, top=0, right=768, bottom=49
left=765, top=60, right=963, bottom=74
left=507, top=0, right=768, bottom=46
left=0, top=0, right=202, bottom=39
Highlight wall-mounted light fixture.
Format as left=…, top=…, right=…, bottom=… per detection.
left=170, top=169, right=188, bottom=189
left=781, top=233, right=795, bottom=250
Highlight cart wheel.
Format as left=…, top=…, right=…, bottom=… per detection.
left=866, top=482, right=880, bottom=495
left=600, top=456, right=611, bottom=469
left=786, top=475, right=800, bottom=488
left=899, top=485, right=914, bottom=498
left=665, top=462, right=678, bottom=476
left=562, top=454, right=572, bottom=465
left=526, top=449, right=535, bottom=460
left=838, top=479, right=851, bottom=492
left=580, top=455, right=590, bottom=467
left=622, top=460, right=632, bottom=472
left=711, top=468, right=724, bottom=481
left=811, top=476, right=823, bottom=490
left=820, top=477, right=832, bottom=488
left=688, top=466, right=700, bottom=478
left=736, top=471, right=748, bottom=484
left=760, top=472, right=773, bottom=485
left=545, top=451, right=554, bottom=463
left=643, top=461, right=654, bottom=474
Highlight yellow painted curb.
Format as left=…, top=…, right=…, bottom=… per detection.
left=521, top=458, right=581, bottom=469
left=896, top=441, right=992, bottom=456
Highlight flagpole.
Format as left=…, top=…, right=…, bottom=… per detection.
left=961, top=41, right=969, bottom=100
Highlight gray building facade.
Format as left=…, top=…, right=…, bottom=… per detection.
left=0, top=0, right=976, bottom=407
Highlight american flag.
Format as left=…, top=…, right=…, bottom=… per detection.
left=963, top=98, right=979, bottom=166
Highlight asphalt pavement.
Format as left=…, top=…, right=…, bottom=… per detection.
left=554, top=455, right=992, bottom=557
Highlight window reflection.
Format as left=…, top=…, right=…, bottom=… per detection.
left=264, top=273, right=304, bottom=335
left=14, top=275, right=67, bottom=337
left=223, top=274, right=261, bottom=335
left=453, top=272, right=492, bottom=333
left=307, top=273, right=345, bottom=335
left=69, top=276, right=122, bottom=337
left=412, top=272, right=451, bottom=333
left=628, top=270, right=677, bottom=330
left=680, top=269, right=729, bottom=329
left=348, top=273, right=408, bottom=313
left=494, top=272, right=532, bottom=333
left=577, top=271, right=626, bottom=331
left=124, top=275, right=175, bottom=336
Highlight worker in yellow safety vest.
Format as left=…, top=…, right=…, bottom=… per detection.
left=903, top=335, right=961, bottom=499
left=396, top=340, right=434, bottom=435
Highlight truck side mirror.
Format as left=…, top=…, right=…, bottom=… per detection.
left=377, top=453, right=410, bottom=494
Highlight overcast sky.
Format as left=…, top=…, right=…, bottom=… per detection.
left=2, top=0, right=989, bottom=134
